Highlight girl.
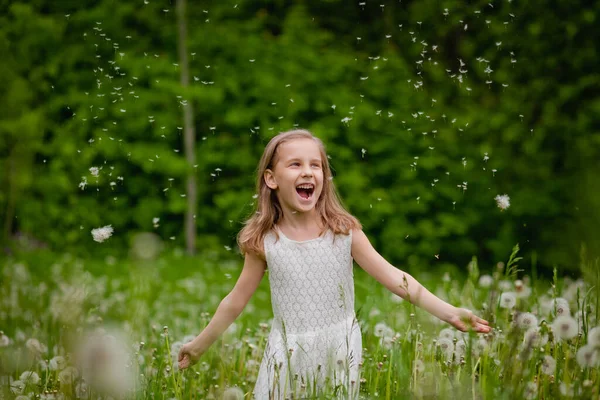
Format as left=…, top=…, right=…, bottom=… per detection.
left=178, top=129, right=491, bottom=399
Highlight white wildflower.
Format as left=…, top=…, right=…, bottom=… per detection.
left=499, top=292, right=517, bottom=309
left=515, top=312, right=538, bottom=329
left=551, top=297, right=571, bottom=317
left=515, top=281, right=532, bottom=298
left=588, top=326, right=600, bottom=348
left=373, top=322, right=394, bottom=339
left=551, top=315, right=578, bottom=340
left=576, top=344, right=599, bottom=368
left=436, top=338, right=454, bottom=358
left=498, top=280, right=512, bottom=291
left=49, top=355, right=67, bottom=371
left=89, top=166, right=99, bottom=177
left=25, top=338, right=47, bottom=355
left=523, top=328, right=548, bottom=347
left=495, top=194, right=510, bottom=210
left=438, top=328, right=455, bottom=340
left=541, top=355, right=556, bottom=375
left=91, top=225, right=114, bottom=243
left=0, top=332, right=11, bottom=346
left=10, top=380, right=24, bottom=394
left=523, top=381, right=537, bottom=400
left=478, top=274, right=493, bottom=288
left=454, top=339, right=467, bottom=357
left=413, top=359, right=425, bottom=374
left=222, top=387, right=244, bottom=400
left=19, top=370, right=40, bottom=385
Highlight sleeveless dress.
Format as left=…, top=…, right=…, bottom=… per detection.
left=253, top=228, right=362, bottom=400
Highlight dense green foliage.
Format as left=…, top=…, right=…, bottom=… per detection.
left=1, top=0, right=599, bottom=272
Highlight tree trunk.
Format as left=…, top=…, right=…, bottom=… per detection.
left=177, top=0, right=197, bottom=255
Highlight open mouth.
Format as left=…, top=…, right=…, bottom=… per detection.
left=296, top=183, right=314, bottom=200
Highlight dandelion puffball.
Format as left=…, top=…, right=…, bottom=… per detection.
left=499, top=292, right=517, bottom=309
left=551, top=315, right=578, bottom=340
left=495, top=194, right=510, bottom=210
left=91, top=225, right=114, bottom=243
left=576, top=344, right=599, bottom=368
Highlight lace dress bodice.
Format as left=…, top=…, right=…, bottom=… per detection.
left=253, top=228, right=362, bottom=399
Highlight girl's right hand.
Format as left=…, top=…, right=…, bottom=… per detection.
left=178, top=342, right=200, bottom=369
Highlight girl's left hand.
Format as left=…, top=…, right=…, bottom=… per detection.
left=447, top=307, right=492, bottom=333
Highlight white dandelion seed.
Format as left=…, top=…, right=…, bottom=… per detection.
left=25, top=338, right=47, bottom=356
left=438, top=328, right=455, bottom=340
left=91, top=225, right=114, bottom=243
left=516, top=312, right=538, bottom=329
left=587, top=326, right=600, bottom=347
left=478, top=274, right=493, bottom=288
left=374, top=322, right=394, bottom=339
left=89, top=166, right=100, bottom=177
left=523, top=382, right=537, bottom=400
left=19, top=371, right=40, bottom=385
left=413, top=359, right=425, bottom=374
left=541, top=355, right=556, bottom=375
left=523, top=327, right=548, bottom=347
left=576, top=344, right=599, bottom=368
left=551, top=315, right=578, bottom=340
left=49, top=355, right=67, bottom=371
left=495, top=194, right=510, bottom=210
left=499, top=292, right=517, bottom=309
left=0, top=332, right=11, bottom=347
left=551, top=297, right=571, bottom=317
left=436, top=338, right=454, bottom=358
left=10, top=380, right=24, bottom=395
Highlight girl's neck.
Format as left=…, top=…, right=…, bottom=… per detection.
left=277, top=209, right=323, bottom=234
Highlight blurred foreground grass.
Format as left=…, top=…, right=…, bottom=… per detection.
left=1, top=246, right=599, bottom=399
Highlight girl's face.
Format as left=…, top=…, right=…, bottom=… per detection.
left=264, top=138, right=324, bottom=214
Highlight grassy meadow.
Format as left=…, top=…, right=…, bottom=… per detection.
left=1, top=246, right=599, bottom=399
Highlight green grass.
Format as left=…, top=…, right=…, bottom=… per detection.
left=0, top=247, right=598, bottom=399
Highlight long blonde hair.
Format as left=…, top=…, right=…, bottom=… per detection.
left=237, top=129, right=361, bottom=258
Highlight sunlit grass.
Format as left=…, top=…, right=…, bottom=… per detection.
left=1, top=247, right=598, bottom=399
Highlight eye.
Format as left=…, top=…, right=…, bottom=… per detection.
left=311, top=164, right=320, bottom=168
left=290, top=162, right=300, bottom=167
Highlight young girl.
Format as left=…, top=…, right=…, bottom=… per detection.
left=178, top=129, right=491, bottom=399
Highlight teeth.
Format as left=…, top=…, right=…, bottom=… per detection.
left=297, top=184, right=313, bottom=189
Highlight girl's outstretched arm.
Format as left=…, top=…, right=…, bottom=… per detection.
left=351, top=229, right=491, bottom=333
left=178, top=251, right=266, bottom=369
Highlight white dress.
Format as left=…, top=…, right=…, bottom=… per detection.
left=253, top=228, right=362, bottom=400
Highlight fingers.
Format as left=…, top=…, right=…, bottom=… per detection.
left=179, top=354, right=189, bottom=369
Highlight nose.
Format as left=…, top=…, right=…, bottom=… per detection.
left=301, top=165, right=313, bottom=177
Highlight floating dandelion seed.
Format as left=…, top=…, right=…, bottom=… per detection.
left=89, top=166, right=99, bottom=177
left=495, top=194, right=510, bottom=210
left=91, top=225, right=114, bottom=243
